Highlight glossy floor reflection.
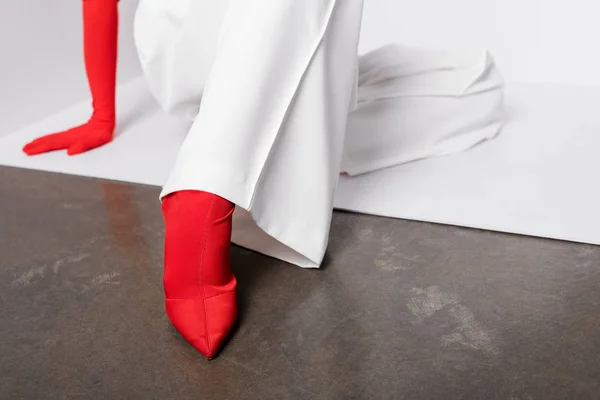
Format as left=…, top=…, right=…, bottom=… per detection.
left=1, top=166, right=599, bottom=399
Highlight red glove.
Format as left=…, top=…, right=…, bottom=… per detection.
left=23, top=0, right=118, bottom=156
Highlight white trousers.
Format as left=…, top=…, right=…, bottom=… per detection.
left=134, top=0, right=504, bottom=268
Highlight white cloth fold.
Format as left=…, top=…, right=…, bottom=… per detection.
left=342, top=45, right=504, bottom=175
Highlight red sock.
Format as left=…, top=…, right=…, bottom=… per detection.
left=162, top=190, right=238, bottom=359
left=23, top=0, right=118, bottom=156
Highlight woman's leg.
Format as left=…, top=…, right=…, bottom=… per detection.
left=159, top=0, right=363, bottom=359
left=23, top=0, right=118, bottom=156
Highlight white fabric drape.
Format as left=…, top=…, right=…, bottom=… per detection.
left=133, top=0, right=504, bottom=268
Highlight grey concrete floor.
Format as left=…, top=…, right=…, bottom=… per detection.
left=1, top=166, right=599, bottom=399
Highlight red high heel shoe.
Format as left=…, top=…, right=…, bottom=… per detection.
left=162, top=190, right=238, bottom=359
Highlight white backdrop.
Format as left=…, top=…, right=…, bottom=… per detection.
left=1, top=1, right=599, bottom=249
left=1, top=0, right=599, bottom=137
left=360, top=0, right=600, bottom=86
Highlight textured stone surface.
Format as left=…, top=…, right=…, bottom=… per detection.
left=1, top=166, right=599, bottom=399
